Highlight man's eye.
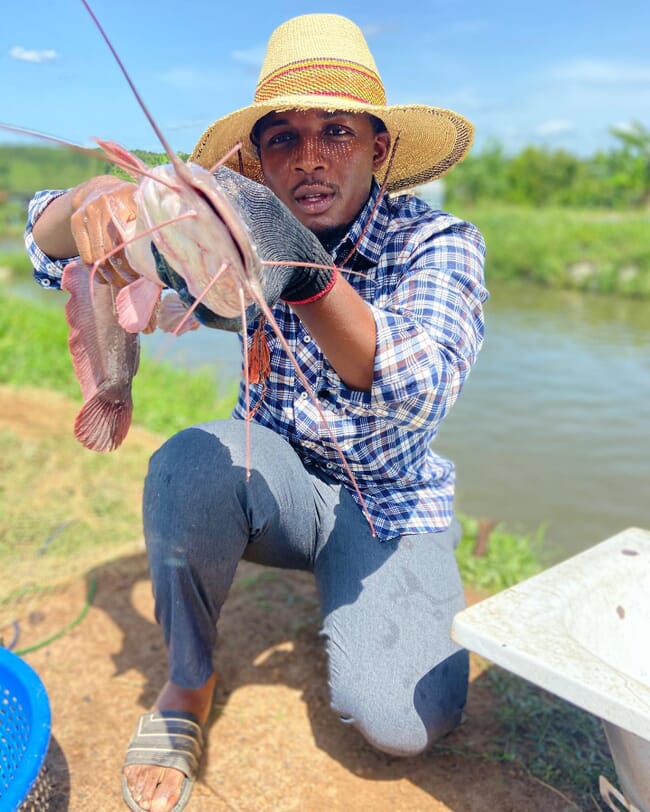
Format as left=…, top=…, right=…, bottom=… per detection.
left=267, top=132, right=294, bottom=147
left=327, top=126, right=349, bottom=136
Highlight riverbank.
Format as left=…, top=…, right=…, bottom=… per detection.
left=439, top=203, right=650, bottom=297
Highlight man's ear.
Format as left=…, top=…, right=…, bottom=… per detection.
left=373, top=131, right=391, bottom=171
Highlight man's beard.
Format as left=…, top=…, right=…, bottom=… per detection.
left=315, top=222, right=353, bottom=253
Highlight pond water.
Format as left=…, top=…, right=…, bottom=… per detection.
left=11, top=274, right=650, bottom=561
left=434, top=281, right=650, bottom=560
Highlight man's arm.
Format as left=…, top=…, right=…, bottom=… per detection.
left=291, top=278, right=376, bottom=392
left=30, top=175, right=138, bottom=287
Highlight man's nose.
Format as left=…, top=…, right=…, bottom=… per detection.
left=293, top=136, right=327, bottom=172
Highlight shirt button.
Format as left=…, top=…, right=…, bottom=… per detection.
left=303, top=335, right=312, bottom=344
left=299, top=392, right=308, bottom=400
left=326, top=463, right=334, bottom=469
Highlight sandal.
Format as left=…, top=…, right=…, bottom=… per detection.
left=121, top=710, right=204, bottom=812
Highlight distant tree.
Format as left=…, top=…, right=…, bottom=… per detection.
left=504, top=147, right=582, bottom=207
left=445, top=139, right=510, bottom=206
left=609, top=121, right=650, bottom=206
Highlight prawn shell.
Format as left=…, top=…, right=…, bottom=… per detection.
left=126, top=164, right=262, bottom=320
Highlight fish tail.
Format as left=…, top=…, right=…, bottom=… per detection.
left=74, top=388, right=133, bottom=452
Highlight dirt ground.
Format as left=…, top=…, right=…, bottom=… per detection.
left=2, top=390, right=576, bottom=812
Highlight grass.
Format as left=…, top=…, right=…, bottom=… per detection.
left=0, top=287, right=237, bottom=592
left=0, top=249, right=33, bottom=277
left=0, top=287, right=621, bottom=809
left=447, top=203, right=650, bottom=297
left=456, top=515, right=544, bottom=592
left=484, top=668, right=618, bottom=810
left=5, top=203, right=650, bottom=299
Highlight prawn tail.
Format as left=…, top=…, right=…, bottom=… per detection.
left=74, top=385, right=133, bottom=452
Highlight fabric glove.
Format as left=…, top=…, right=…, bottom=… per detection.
left=153, top=165, right=336, bottom=332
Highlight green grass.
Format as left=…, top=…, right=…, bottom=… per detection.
left=0, top=250, right=33, bottom=276
left=449, top=204, right=650, bottom=297
left=0, top=286, right=237, bottom=586
left=456, top=515, right=544, bottom=592
left=484, top=668, right=618, bottom=810
left=5, top=203, right=650, bottom=298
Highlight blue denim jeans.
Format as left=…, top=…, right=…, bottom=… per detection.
left=143, top=419, right=469, bottom=756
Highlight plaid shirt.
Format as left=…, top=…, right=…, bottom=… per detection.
left=26, top=181, right=487, bottom=540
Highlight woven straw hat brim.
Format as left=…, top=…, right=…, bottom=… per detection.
left=190, top=98, right=474, bottom=194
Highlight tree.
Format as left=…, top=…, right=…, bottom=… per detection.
left=609, top=121, right=650, bottom=206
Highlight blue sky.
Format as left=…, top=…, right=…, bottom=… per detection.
left=2, top=0, right=649, bottom=159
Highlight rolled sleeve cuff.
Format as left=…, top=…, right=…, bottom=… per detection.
left=25, top=190, right=78, bottom=289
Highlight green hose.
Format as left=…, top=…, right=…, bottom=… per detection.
left=12, top=577, right=98, bottom=656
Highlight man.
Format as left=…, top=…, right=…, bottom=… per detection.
left=26, top=14, right=487, bottom=812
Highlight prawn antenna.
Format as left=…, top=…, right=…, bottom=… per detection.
left=79, top=0, right=184, bottom=171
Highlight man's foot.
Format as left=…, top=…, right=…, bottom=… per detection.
left=122, top=675, right=216, bottom=812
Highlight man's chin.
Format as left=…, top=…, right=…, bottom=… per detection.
left=312, top=222, right=351, bottom=252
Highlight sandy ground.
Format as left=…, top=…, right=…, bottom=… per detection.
left=13, top=559, right=579, bottom=812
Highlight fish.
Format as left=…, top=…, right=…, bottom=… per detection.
left=61, top=260, right=140, bottom=452
left=4, top=0, right=375, bottom=533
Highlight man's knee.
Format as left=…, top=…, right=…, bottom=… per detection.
left=332, top=649, right=469, bottom=757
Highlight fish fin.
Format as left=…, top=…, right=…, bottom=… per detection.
left=74, top=384, right=133, bottom=452
left=158, top=292, right=201, bottom=334
left=61, top=261, right=140, bottom=452
left=116, top=277, right=161, bottom=333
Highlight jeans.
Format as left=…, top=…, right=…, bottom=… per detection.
left=143, top=419, right=469, bottom=756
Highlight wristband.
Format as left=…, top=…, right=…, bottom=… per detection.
left=281, top=266, right=337, bottom=305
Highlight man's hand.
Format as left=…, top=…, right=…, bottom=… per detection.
left=69, top=175, right=140, bottom=287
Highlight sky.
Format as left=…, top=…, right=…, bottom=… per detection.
left=2, top=0, right=650, bottom=160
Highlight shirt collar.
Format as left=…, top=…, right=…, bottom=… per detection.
left=332, top=179, right=390, bottom=270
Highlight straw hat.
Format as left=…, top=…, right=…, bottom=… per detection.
left=190, top=14, right=474, bottom=193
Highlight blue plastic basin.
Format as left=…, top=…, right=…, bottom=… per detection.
left=0, top=648, right=51, bottom=811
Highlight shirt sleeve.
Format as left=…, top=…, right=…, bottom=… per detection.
left=25, top=189, right=78, bottom=289
left=324, top=219, right=487, bottom=432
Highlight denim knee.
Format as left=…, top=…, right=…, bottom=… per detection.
left=331, top=649, right=469, bottom=757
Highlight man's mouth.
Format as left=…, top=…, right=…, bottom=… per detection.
left=293, top=184, right=336, bottom=215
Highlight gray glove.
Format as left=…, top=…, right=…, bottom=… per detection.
left=154, top=166, right=335, bottom=331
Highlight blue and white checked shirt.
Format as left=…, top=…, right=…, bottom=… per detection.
left=26, top=180, right=487, bottom=540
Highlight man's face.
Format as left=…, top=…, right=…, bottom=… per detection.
left=256, top=110, right=391, bottom=236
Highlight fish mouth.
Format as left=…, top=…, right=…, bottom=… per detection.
left=293, top=182, right=336, bottom=215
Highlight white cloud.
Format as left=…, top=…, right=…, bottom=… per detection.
left=536, top=119, right=575, bottom=137
left=231, top=47, right=265, bottom=69
left=10, top=46, right=58, bottom=63
left=166, top=118, right=211, bottom=132
left=360, top=22, right=394, bottom=39
left=550, top=59, right=650, bottom=85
